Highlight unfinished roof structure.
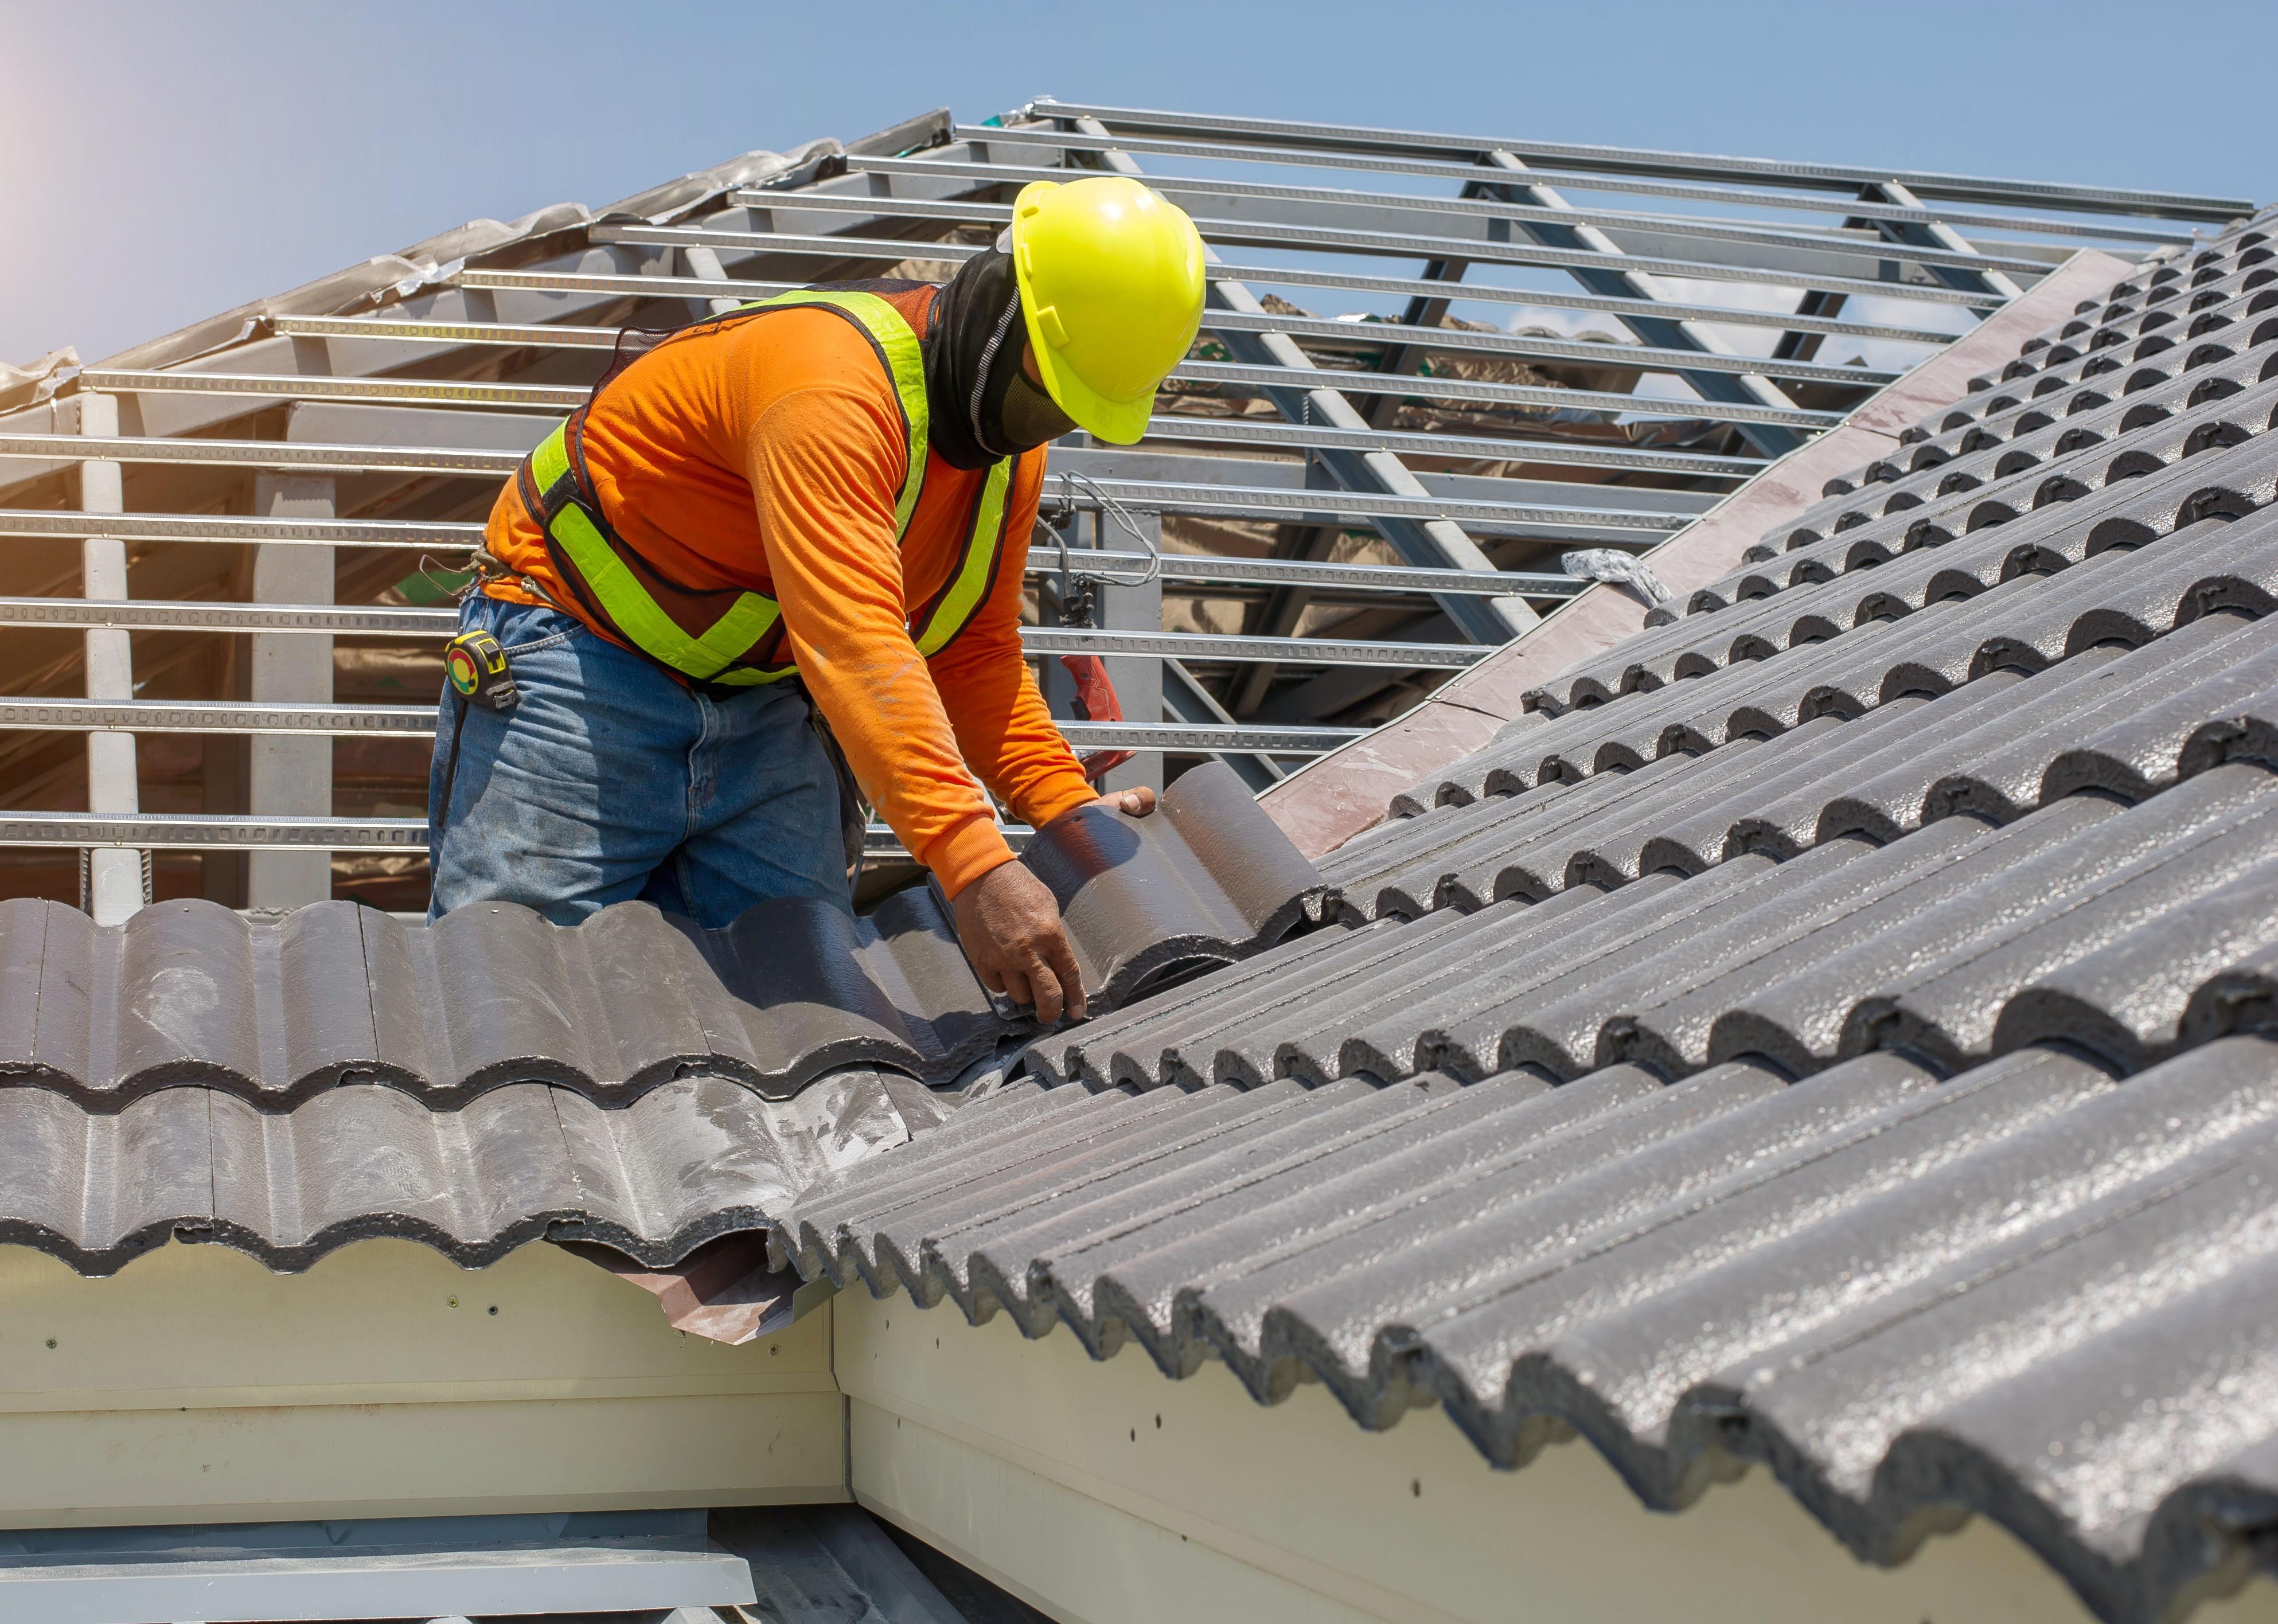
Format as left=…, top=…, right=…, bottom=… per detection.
left=0, top=98, right=2236, bottom=918
left=0, top=97, right=2269, bottom=1624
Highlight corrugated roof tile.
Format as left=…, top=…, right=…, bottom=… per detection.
left=792, top=211, right=2278, bottom=1623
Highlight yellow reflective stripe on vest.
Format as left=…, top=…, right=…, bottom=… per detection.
left=531, top=285, right=1004, bottom=683
left=548, top=501, right=787, bottom=682
left=531, top=420, right=571, bottom=496
left=725, top=288, right=930, bottom=535
left=698, top=661, right=791, bottom=687
left=913, top=457, right=1011, bottom=657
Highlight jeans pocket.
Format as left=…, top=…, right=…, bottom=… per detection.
left=504, top=626, right=580, bottom=659
left=471, top=595, right=584, bottom=658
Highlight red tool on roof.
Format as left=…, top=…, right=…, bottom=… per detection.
left=1060, top=653, right=1135, bottom=782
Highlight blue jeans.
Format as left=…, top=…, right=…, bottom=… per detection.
left=426, top=595, right=851, bottom=928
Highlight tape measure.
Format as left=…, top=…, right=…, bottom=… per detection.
left=443, top=630, right=519, bottom=710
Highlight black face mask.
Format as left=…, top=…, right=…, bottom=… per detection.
left=1000, top=366, right=1076, bottom=448
left=922, top=247, right=1072, bottom=469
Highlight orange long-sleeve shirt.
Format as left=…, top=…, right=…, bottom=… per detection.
left=480, top=294, right=1096, bottom=897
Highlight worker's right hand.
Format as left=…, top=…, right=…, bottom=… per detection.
left=952, top=860, right=1088, bottom=1024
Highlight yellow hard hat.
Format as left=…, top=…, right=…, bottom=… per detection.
left=1008, top=177, right=1207, bottom=445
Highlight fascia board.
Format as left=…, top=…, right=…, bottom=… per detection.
left=0, top=1238, right=845, bottom=1525
left=830, top=1289, right=2226, bottom=1624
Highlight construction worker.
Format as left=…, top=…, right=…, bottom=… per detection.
left=427, top=177, right=1205, bottom=1024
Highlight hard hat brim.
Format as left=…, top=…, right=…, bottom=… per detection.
left=1019, top=304, right=1157, bottom=444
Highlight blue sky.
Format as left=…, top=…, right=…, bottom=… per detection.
left=5, top=0, right=2275, bottom=367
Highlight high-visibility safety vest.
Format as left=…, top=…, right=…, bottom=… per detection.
left=514, top=283, right=1014, bottom=688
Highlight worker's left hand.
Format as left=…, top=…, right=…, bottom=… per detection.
left=1098, top=786, right=1157, bottom=817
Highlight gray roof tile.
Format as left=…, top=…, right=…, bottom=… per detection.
left=1544, top=434, right=2278, bottom=719
left=1, top=888, right=1003, bottom=1106
left=0, top=760, right=1320, bottom=1111
left=796, top=1037, right=2278, bottom=1624
left=0, top=1067, right=915, bottom=1272
left=788, top=213, right=2278, bottom=1624
left=1022, top=759, right=1329, bottom=1002
left=1338, top=607, right=2278, bottom=932
left=1786, top=342, right=2278, bottom=549
left=0, top=760, right=1324, bottom=1275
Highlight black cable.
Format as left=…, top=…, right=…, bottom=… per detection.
left=433, top=692, right=470, bottom=838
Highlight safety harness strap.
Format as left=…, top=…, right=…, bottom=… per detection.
left=915, top=457, right=1013, bottom=658
left=513, top=285, right=1008, bottom=688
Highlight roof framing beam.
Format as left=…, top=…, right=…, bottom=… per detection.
left=1866, top=179, right=2026, bottom=310
left=1066, top=115, right=1518, bottom=646
left=0, top=696, right=1366, bottom=751
left=73, top=354, right=1843, bottom=434
left=595, top=220, right=2008, bottom=309
left=922, top=131, right=2203, bottom=245
left=464, top=258, right=1964, bottom=348
left=0, top=513, right=1588, bottom=600
left=1472, top=150, right=1816, bottom=460
left=2, top=459, right=1692, bottom=536
left=1162, top=657, right=1282, bottom=790
left=740, top=176, right=2053, bottom=280
left=0, top=616, right=1491, bottom=667
left=0, top=811, right=1032, bottom=854
left=2, top=423, right=1757, bottom=491
left=268, top=306, right=1902, bottom=390
left=1128, top=416, right=1760, bottom=481
left=1025, top=99, right=2254, bottom=220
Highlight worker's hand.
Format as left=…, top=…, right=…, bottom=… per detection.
left=953, top=860, right=1089, bottom=1024
left=1097, top=786, right=1157, bottom=817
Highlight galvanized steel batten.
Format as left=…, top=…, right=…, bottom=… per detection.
left=0, top=695, right=1380, bottom=739
left=731, top=183, right=2049, bottom=280
left=277, top=299, right=1913, bottom=389
left=877, top=142, right=2205, bottom=245
left=595, top=222, right=2012, bottom=307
